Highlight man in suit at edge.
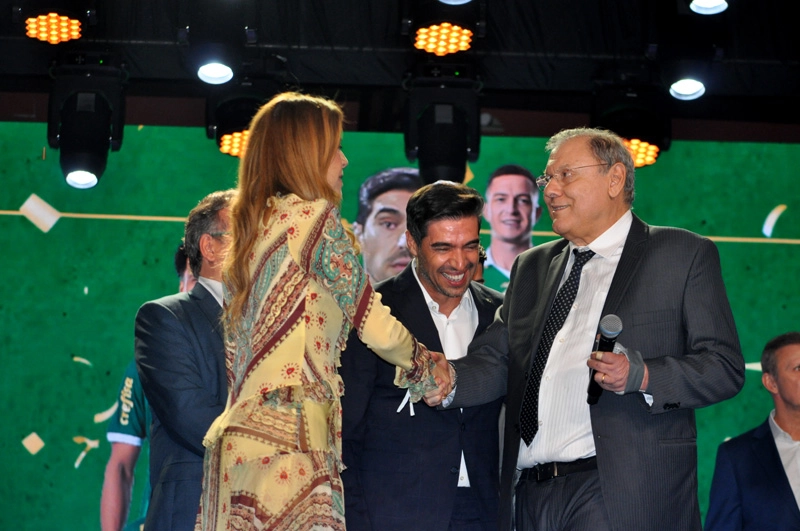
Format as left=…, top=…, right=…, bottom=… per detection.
left=706, top=331, right=800, bottom=530
left=135, top=189, right=235, bottom=530
left=426, top=127, right=744, bottom=530
left=341, top=181, right=504, bottom=530
left=100, top=245, right=197, bottom=531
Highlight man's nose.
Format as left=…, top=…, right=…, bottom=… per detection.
left=450, top=249, right=468, bottom=269
left=397, top=231, right=407, bottom=248
left=544, top=178, right=563, bottom=197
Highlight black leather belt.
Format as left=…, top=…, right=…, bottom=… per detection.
left=519, top=456, right=597, bottom=482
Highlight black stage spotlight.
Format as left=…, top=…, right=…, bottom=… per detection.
left=206, top=94, right=264, bottom=158
left=184, top=0, right=254, bottom=85
left=404, top=0, right=485, bottom=57
left=404, top=64, right=480, bottom=184
left=48, top=53, right=125, bottom=188
left=13, top=0, right=97, bottom=44
left=592, top=85, right=671, bottom=168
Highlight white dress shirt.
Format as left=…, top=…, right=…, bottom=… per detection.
left=518, top=210, right=632, bottom=468
left=769, top=409, right=800, bottom=509
left=196, top=276, right=223, bottom=307
left=410, top=260, right=479, bottom=487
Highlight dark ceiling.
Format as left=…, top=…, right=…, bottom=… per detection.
left=1, top=0, right=799, bottom=142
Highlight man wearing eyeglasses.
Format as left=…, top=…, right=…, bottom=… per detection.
left=135, top=189, right=235, bottom=531
left=429, top=127, right=744, bottom=530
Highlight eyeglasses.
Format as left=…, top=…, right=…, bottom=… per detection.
left=208, top=231, right=230, bottom=239
left=536, top=163, right=609, bottom=190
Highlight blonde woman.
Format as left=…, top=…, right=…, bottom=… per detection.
left=197, top=92, right=449, bottom=530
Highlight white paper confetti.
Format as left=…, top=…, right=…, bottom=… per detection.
left=73, top=436, right=99, bottom=468
left=745, top=362, right=762, bottom=372
left=22, top=432, right=45, bottom=455
left=71, top=355, right=92, bottom=367
left=94, top=401, right=119, bottom=423
left=762, top=204, right=787, bottom=237
left=20, top=194, right=61, bottom=233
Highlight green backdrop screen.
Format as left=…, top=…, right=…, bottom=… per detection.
left=1, top=122, right=798, bottom=528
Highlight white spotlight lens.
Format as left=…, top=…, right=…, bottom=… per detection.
left=197, top=62, right=233, bottom=85
left=669, top=79, right=706, bottom=100
left=689, top=0, right=728, bottom=15
left=65, top=170, right=99, bottom=189
left=438, top=0, right=472, bottom=4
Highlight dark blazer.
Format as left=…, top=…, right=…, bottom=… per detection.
left=450, top=214, right=744, bottom=531
left=705, top=418, right=800, bottom=531
left=340, top=265, right=503, bottom=531
left=135, top=282, right=226, bottom=531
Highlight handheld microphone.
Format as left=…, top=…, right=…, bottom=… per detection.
left=587, top=314, right=623, bottom=405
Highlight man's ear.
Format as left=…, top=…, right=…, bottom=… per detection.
left=763, top=371, right=779, bottom=394
left=607, top=162, right=626, bottom=199
left=352, top=222, right=363, bottom=239
left=405, top=230, right=418, bottom=258
left=199, top=233, right=216, bottom=262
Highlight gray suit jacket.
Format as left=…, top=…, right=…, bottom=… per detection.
left=450, top=213, right=744, bottom=531
left=135, top=282, right=226, bottom=531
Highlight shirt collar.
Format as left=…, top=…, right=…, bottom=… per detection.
left=769, top=409, right=800, bottom=442
left=410, top=258, right=475, bottom=315
left=484, top=247, right=511, bottom=278
left=197, top=276, right=224, bottom=307
left=569, top=209, right=632, bottom=258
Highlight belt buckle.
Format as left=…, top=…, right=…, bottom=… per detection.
left=535, top=462, right=557, bottom=482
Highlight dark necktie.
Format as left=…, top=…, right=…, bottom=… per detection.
left=519, top=248, right=595, bottom=445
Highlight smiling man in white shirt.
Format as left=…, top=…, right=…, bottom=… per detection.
left=341, top=181, right=503, bottom=531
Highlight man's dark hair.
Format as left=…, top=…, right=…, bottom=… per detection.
left=355, top=167, right=422, bottom=225
left=407, top=181, right=484, bottom=245
left=184, top=189, right=236, bottom=277
left=486, top=164, right=536, bottom=190
left=761, top=331, right=800, bottom=376
left=174, top=244, right=191, bottom=278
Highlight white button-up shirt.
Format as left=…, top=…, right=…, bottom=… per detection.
left=518, top=210, right=632, bottom=468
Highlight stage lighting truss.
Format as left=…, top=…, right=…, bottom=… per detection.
left=592, top=86, right=671, bottom=168
left=206, top=95, right=264, bottom=158
left=404, top=0, right=485, bottom=57
left=13, top=1, right=97, bottom=44
left=404, top=67, right=481, bottom=184
left=48, top=54, right=126, bottom=188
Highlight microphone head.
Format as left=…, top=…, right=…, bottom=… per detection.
left=599, top=314, right=623, bottom=338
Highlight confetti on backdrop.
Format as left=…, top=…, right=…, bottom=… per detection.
left=22, top=432, right=45, bottom=455
left=20, top=193, right=61, bottom=232
left=762, top=204, right=787, bottom=237
left=745, top=362, right=762, bottom=372
left=71, top=355, right=93, bottom=367
left=94, top=401, right=119, bottom=423
left=72, top=436, right=99, bottom=469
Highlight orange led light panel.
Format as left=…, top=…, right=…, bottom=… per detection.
left=415, top=22, right=473, bottom=56
left=25, top=13, right=82, bottom=44
left=220, top=131, right=249, bottom=158
left=624, top=138, right=660, bottom=167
